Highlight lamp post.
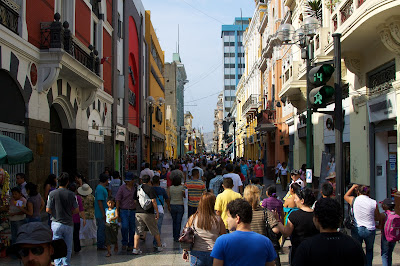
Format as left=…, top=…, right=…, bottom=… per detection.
left=146, top=96, right=165, bottom=169
left=277, top=17, right=320, bottom=187
left=224, top=113, right=236, bottom=159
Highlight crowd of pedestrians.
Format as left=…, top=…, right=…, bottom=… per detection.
left=3, top=154, right=400, bottom=266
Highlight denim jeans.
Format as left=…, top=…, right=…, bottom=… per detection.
left=120, top=209, right=136, bottom=247
left=51, top=222, right=73, bottom=266
left=96, top=217, right=106, bottom=248
left=26, top=217, right=41, bottom=223
left=381, top=231, right=396, bottom=266
left=10, top=220, right=26, bottom=244
left=190, top=250, right=213, bottom=266
left=351, top=226, right=376, bottom=266
left=153, top=212, right=164, bottom=246
left=170, top=205, right=184, bottom=241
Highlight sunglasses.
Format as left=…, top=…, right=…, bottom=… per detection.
left=18, top=246, right=45, bottom=257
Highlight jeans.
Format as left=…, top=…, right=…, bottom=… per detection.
left=190, top=250, right=213, bottom=266
left=26, top=217, right=41, bottom=223
left=73, top=222, right=81, bottom=252
left=170, top=205, right=184, bottom=241
left=351, top=226, right=376, bottom=266
left=51, top=222, right=73, bottom=266
left=120, top=209, right=136, bottom=247
left=381, top=231, right=396, bottom=266
left=10, top=220, right=26, bottom=245
left=153, top=212, right=164, bottom=246
left=96, top=217, right=106, bottom=248
left=188, top=206, right=197, bottom=219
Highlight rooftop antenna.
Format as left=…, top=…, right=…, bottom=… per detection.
left=178, top=24, right=180, bottom=54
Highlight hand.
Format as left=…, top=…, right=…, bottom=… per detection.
left=155, top=213, right=159, bottom=220
left=83, top=219, right=87, bottom=227
left=272, top=210, right=279, bottom=220
left=351, top=184, right=359, bottom=188
left=182, top=250, right=189, bottom=262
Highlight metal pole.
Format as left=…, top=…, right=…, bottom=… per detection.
left=149, top=105, right=153, bottom=168
left=234, top=122, right=236, bottom=159
left=306, top=43, right=313, bottom=188
left=333, top=33, right=344, bottom=220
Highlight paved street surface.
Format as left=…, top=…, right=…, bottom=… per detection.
left=2, top=178, right=400, bottom=265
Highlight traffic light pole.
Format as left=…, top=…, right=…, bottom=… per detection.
left=333, top=33, right=345, bottom=221
left=306, top=43, right=313, bottom=188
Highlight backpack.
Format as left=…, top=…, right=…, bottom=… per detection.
left=137, top=185, right=152, bottom=210
left=384, top=210, right=400, bottom=242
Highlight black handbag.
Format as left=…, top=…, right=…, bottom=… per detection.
left=264, top=209, right=281, bottom=250
left=344, top=197, right=356, bottom=229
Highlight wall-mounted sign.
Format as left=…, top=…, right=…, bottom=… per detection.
left=128, top=90, right=136, bottom=107
left=50, top=157, right=58, bottom=177
left=367, top=92, right=396, bottom=123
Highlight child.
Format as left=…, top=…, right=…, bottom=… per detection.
left=378, top=198, right=397, bottom=266
left=105, top=197, right=119, bottom=257
left=9, top=187, right=27, bottom=244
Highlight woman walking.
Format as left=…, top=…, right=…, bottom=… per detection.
left=344, top=184, right=380, bottom=266
left=168, top=175, right=185, bottom=242
left=182, top=192, right=225, bottom=265
left=18, top=182, right=44, bottom=223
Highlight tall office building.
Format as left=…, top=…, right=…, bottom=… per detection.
left=221, top=17, right=251, bottom=116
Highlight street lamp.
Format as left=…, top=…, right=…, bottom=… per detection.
left=146, top=95, right=164, bottom=168
left=224, top=113, right=236, bottom=159
left=277, top=16, right=320, bottom=186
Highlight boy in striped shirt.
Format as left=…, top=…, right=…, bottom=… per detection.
left=184, top=169, right=206, bottom=218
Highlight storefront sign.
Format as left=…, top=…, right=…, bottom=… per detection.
left=128, top=90, right=136, bottom=107
left=367, top=92, right=396, bottom=123
left=115, top=125, right=126, bottom=142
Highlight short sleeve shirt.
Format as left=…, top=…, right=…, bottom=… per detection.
left=254, top=164, right=264, bottom=177
left=94, top=185, right=108, bottom=218
left=47, top=188, right=78, bottom=226
left=184, top=180, right=206, bottom=207
left=115, top=184, right=136, bottom=210
left=222, top=173, right=242, bottom=193
left=215, top=189, right=242, bottom=228
left=81, top=194, right=95, bottom=219
left=210, top=231, right=276, bottom=265
left=240, top=164, right=249, bottom=177
left=288, top=209, right=319, bottom=250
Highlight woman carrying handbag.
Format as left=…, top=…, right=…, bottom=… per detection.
left=181, top=192, right=226, bottom=266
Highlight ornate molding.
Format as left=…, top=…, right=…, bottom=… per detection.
left=343, top=53, right=362, bottom=83
left=377, top=23, right=400, bottom=55
left=37, top=62, right=61, bottom=93
left=76, top=88, right=96, bottom=110
left=388, top=16, right=400, bottom=44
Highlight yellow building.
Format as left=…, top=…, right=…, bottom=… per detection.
left=145, top=11, right=166, bottom=162
left=165, top=106, right=177, bottom=159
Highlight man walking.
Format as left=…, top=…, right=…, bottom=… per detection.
left=94, top=173, right=109, bottom=250
left=215, top=178, right=242, bottom=231
left=184, top=168, right=206, bottom=218
left=140, top=162, right=154, bottom=180
left=223, top=164, right=243, bottom=194
left=133, top=175, right=164, bottom=254
left=209, top=167, right=224, bottom=196
left=211, top=198, right=276, bottom=265
left=16, top=173, right=28, bottom=198
left=115, top=172, right=137, bottom=252
left=240, top=160, right=249, bottom=185
left=46, top=172, right=79, bottom=266
left=152, top=175, right=170, bottom=247
left=292, top=198, right=365, bottom=266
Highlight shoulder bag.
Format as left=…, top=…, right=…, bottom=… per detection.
left=344, top=197, right=356, bottom=229
left=179, top=215, right=197, bottom=250
left=264, top=208, right=281, bottom=250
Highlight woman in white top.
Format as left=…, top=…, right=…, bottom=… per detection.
left=344, top=184, right=380, bottom=266
left=182, top=192, right=225, bottom=265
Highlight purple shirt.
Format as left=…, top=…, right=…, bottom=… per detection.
left=115, top=184, right=136, bottom=210
left=72, top=195, right=84, bottom=224
left=262, top=197, right=283, bottom=222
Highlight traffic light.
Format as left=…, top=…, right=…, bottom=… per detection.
left=308, top=64, right=335, bottom=108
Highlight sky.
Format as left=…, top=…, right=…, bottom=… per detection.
left=141, top=0, right=254, bottom=133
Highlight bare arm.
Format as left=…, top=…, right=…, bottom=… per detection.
left=98, top=200, right=106, bottom=218
left=19, top=202, right=33, bottom=216
left=219, top=217, right=226, bottom=235
left=265, top=261, right=275, bottom=266
left=39, top=197, right=45, bottom=212
left=46, top=207, right=51, bottom=214
left=239, top=185, right=243, bottom=194
left=44, top=184, right=50, bottom=201
left=152, top=198, right=159, bottom=219
left=72, top=207, right=79, bottom=215
left=344, top=184, right=358, bottom=205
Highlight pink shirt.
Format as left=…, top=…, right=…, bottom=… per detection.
left=254, top=164, right=264, bottom=177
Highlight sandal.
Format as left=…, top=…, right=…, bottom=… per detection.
left=106, top=253, right=112, bottom=257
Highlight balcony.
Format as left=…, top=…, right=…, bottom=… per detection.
left=255, top=109, right=276, bottom=132
left=0, top=0, right=19, bottom=34
left=262, top=33, right=281, bottom=59
left=38, top=13, right=103, bottom=108
left=280, top=60, right=307, bottom=111
left=242, top=94, right=261, bottom=117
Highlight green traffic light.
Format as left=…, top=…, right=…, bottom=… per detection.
left=309, top=64, right=335, bottom=86
left=309, top=85, right=335, bottom=107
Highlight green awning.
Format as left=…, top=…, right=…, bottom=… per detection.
left=0, top=135, right=33, bottom=165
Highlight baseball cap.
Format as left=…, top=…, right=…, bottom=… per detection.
left=291, top=169, right=299, bottom=175
left=379, top=198, right=395, bottom=207
left=8, top=222, right=67, bottom=259
left=125, top=171, right=135, bottom=181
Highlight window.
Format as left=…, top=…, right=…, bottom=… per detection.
left=225, top=85, right=235, bottom=90
left=230, top=42, right=235, bottom=46
left=93, top=21, right=97, bottom=49
left=224, top=42, right=230, bottom=46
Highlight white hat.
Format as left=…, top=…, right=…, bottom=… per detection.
left=77, top=183, right=93, bottom=196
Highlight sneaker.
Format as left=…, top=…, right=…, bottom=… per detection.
left=132, top=248, right=142, bottom=255
left=156, top=243, right=166, bottom=252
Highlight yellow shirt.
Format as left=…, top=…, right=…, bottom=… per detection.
left=215, top=188, right=242, bottom=228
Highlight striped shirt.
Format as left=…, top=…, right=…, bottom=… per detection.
left=251, top=207, right=278, bottom=235
left=184, top=179, right=206, bottom=207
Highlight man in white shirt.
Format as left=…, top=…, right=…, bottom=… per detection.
left=140, top=162, right=154, bottom=180
left=223, top=164, right=243, bottom=194
left=275, top=160, right=282, bottom=181
left=161, top=160, right=169, bottom=170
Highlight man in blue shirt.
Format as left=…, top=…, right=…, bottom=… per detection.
left=211, top=198, right=276, bottom=266
left=95, top=173, right=109, bottom=250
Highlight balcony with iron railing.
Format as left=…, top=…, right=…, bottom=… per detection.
left=330, top=0, right=366, bottom=33
left=242, top=94, right=261, bottom=116
left=40, top=14, right=100, bottom=76
left=0, top=0, right=19, bottom=34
